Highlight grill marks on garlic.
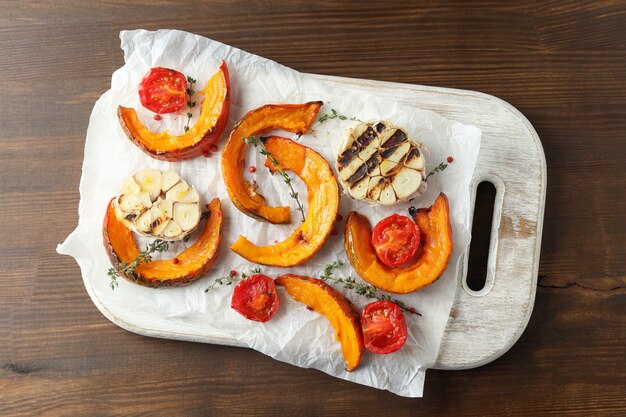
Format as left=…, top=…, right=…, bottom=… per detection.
left=337, top=121, right=426, bottom=205
left=114, top=169, right=201, bottom=240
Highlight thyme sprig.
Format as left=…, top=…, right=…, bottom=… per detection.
left=204, top=267, right=262, bottom=293
left=424, top=161, right=448, bottom=182
left=107, top=239, right=171, bottom=290
left=318, top=109, right=362, bottom=124
left=243, top=136, right=306, bottom=222
left=320, top=260, right=421, bottom=316
left=183, top=76, right=197, bottom=133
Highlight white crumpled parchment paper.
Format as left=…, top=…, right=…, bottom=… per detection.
left=57, top=29, right=481, bottom=397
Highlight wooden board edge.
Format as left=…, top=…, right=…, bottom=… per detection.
left=435, top=91, right=547, bottom=369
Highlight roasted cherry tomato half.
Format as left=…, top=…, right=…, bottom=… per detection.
left=231, top=274, right=279, bottom=322
left=371, top=213, right=420, bottom=267
left=138, top=67, right=187, bottom=114
left=361, top=300, right=408, bottom=354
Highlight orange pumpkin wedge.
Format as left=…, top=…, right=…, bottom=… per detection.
left=222, top=101, right=323, bottom=223
left=118, top=61, right=230, bottom=161
left=344, top=193, right=453, bottom=294
left=103, top=198, right=223, bottom=287
left=230, top=136, right=339, bottom=267
left=276, top=274, right=364, bottom=371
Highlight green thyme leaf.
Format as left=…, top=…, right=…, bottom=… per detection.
left=424, top=162, right=448, bottom=182
left=183, top=76, right=197, bottom=132
left=242, top=136, right=306, bottom=222
left=107, top=239, right=171, bottom=291
left=319, top=260, right=421, bottom=315
left=318, top=108, right=362, bottom=124
left=205, top=267, right=263, bottom=293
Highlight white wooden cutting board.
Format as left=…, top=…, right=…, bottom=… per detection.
left=84, top=74, right=546, bottom=370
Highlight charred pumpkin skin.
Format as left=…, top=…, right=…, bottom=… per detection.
left=103, top=198, right=223, bottom=287
left=118, top=61, right=230, bottom=161
left=276, top=274, right=364, bottom=371
left=344, top=193, right=453, bottom=294
left=230, top=136, right=339, bottom=267
left=221, top=101, right=323, bottom=224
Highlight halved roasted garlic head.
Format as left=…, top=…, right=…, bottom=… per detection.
left=113, top=169, right=201, bottom=240
left=336, top=121, right=426, bottom=205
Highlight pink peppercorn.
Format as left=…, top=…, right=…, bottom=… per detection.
left=447, top=156, right=454, bottom=163
left=249, top=166, right=256, bottom=173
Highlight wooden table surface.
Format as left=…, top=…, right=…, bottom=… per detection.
left=2, top=1, right=625, bottom=415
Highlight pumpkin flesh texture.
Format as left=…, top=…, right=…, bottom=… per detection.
left=344, top=193, right=453, bottom=294
left=103, top=198, right=222, bottom=287
left=276, top=274, right=364, bottom=371
left=221, top=101, right=322, bottom=224
left=230, top=136, right=339, bottom=267
left=118, top=61, right=230, bottom=161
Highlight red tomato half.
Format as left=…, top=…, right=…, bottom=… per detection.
left=361, top=300, right=408, bottom=354
left=231, top=274, right=279, bottom=322
left=138, top=67, right=187, bottom=114
left=371, top=213, right=420, bottom=267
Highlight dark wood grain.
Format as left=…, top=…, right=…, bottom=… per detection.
left=1, top=0, right=625, bottom=415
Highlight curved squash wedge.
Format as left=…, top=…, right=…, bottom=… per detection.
left=276, top=274, right=364, bottom=371
left=118, top=61, right=230, bottom=161
left=344, top=193, right=453, bottom=294
left=103, top=198, right=223, bottom=287
left=230, top=136, right=339, bottom=267
left=222, top=101, right=323, bottom=223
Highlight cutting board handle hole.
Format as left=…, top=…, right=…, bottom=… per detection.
left=465, top=181, right=497, bottom=292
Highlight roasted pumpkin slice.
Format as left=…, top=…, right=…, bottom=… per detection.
left=344, top=193, right=453, bottom=294
left=276, top=274, right=364, bottom=371
left=103, top=198, right=223, bottom=287
left=118, top=61, right=230, bottom=161
left=222, top=101, right=322, bottom=223
left=230, top=136, right=339, bottom=267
